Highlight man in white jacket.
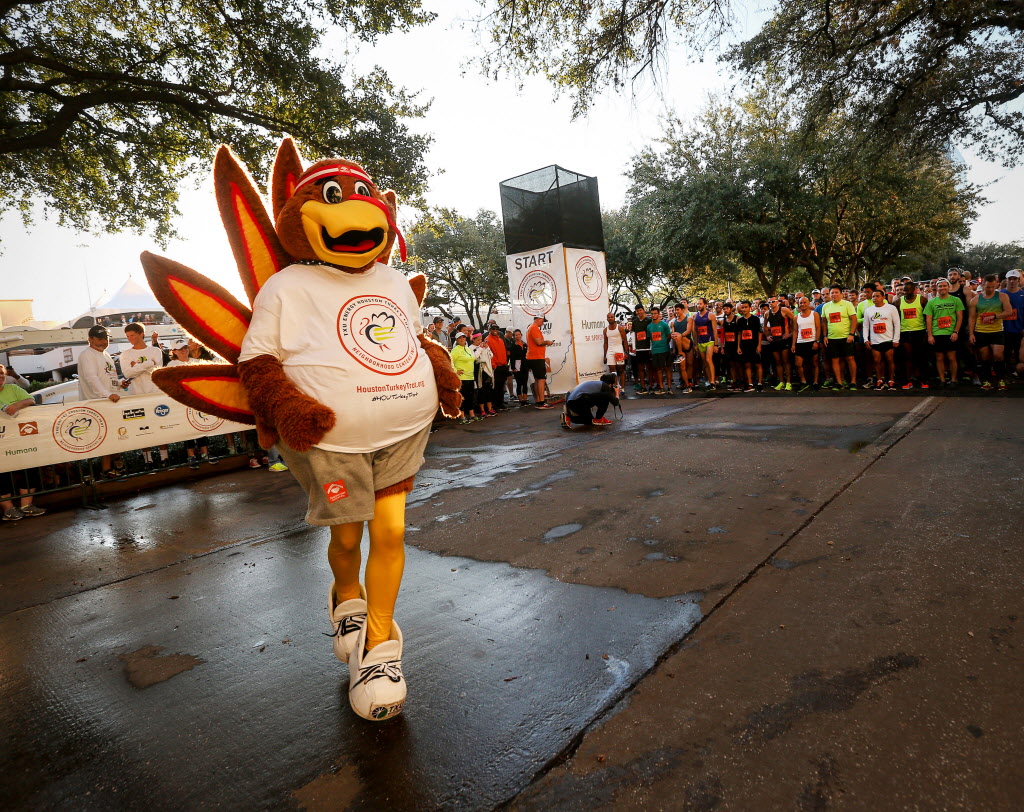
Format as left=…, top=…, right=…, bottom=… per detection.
left=117, top=322, right=163, bottom=395
left=78, top=325, right=122, bottom=403
left=861, top=290, right=901, bottom=390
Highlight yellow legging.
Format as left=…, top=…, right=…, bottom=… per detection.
left=329, top=491, right=406, bottom=651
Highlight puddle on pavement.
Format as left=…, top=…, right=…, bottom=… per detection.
left=543, top=522, right=583, bottom=541
left=0, top=541, right=703, bottom=810
left=500, top=469, right=577, bottom=500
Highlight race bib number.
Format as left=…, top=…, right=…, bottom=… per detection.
left=800, top=328, right=812, bottom=340
left=1010, top=308, right=1018, bottom=321
left=937, top=316, right=952, bottom=329
left=652, top=331, right=663, bottom=341
left=829, top=312, right=842, bottom=323
left=873, top=321, right=886, bottom=334
left=904, top=308, right=917, bottom=320
left=741, top=330, right=753, bottom=340
left=771, top=326, right=782, bottom=337
left=636, top=331, right=647, bottom=340
left=614, top=352, right=625, bottom=363
left=698, top=326, right=709, bottom=336
left=980, top=313, right=995, bottom=325
left=725, top=332, right=736, bottom=342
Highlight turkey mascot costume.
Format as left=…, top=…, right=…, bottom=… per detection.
left=141, top=138, right=462, bottom=721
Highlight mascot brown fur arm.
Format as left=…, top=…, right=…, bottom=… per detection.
left=237, top=355, right=336, bottom=451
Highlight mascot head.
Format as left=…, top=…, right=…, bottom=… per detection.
left=275, top=158, right=404, bottom=272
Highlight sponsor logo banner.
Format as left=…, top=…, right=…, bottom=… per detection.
left=0, top=393, right=249, bottom=473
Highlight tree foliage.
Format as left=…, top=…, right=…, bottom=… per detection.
left=734, top=0, right=1024, bottom=164
left=0, top=0, right=435, bottom=241
left=626, top=82, right=978, bottom=294
left=402, top=208, right=509, bottom=327
left=477, top=0, right=1024, bottom=162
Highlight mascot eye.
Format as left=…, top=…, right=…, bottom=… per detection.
left=353, top=181, right=371, bottom=197
left=322, top=181, right=343, bottom=204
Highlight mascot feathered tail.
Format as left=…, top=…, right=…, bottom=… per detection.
left=141, top=138, right=461, bottom=450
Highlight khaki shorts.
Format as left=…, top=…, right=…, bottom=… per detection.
left=278, top=424, right=431, bottom=525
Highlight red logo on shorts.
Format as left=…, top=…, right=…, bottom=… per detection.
left=323, top=479, right=349, bottom=503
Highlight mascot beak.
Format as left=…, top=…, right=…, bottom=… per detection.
left=300, top=198, right=391, bottom=267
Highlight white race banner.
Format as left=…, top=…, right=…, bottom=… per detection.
left=506, top=243, right=576, bottom=395
left=506, top=244, right=610, bottom=395
left=564, top=247, right=610, bottom=384
left=0, top=393, right=250, bottom=473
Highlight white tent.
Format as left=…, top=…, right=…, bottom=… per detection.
left=67, top=276, right=166, bottom=326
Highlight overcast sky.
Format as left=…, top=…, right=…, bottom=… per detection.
left=2, top=4, right=1021, bottom=323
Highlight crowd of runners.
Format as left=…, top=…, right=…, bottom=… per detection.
left=604, top=270, right=1024, bottom=394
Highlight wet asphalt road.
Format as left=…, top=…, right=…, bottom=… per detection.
left=1, top=392, right=1020, bottom=809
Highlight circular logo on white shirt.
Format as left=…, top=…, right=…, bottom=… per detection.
left=518, top=270, right=557, bottom=316
left=186, top=408, right=224, bottom=432
left=336, top=295, right=417, bottom=375
left=574, top=255, right=604, bottom=301
left=53, top=406, right=107, bottom=453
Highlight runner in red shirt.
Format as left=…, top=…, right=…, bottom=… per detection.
left=526, top=315, right=555, bottom=408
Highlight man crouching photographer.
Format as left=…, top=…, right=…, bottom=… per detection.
left=560, top=373, right=621, bottom=429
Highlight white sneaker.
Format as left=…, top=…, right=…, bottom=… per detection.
left=348, top=621, right=406, bottom=721
left=327, top=582, right=367, bottom=662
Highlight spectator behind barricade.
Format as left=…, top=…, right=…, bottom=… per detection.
left=4, top=366, right=30, bottom=388
left=188, top=338, right=217, bottom=362
left=486, top=325, right=510, bottom=410
left=470, top=333, right=496, bottom=416
left=451, top=333, right=478, bottom=423
left=1, top=380, right=46, bottom=519
left=510, top=329, right=529, bottom=406
left=167, top=341, right=216, bottom=468
left=78, top=325, right=121, bottom=404
left=428, top=316, right=449, bottom=349
left=118, top=322, right=164, bottom=394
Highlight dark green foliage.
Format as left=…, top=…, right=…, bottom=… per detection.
left=0, top=0, right=436, bottom=241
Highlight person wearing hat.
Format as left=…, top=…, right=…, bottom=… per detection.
left=78, top=325, right=121, bottom=403
left=166, top=340, right=193, bottom=366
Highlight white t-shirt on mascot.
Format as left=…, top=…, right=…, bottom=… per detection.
left=239, top=262, right=438, bottom=453
left=118, top=346, right=164, bottom=394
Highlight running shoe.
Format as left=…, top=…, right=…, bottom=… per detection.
left=887, top=380, right=895, bottom=389
left=944, top=381, right=956, bottom=390
left=3, top=508, right=24, bottom=521
left=268, top=462, right=289, bottom=472
left=744, top=384, right=756, bottom=393
left=901, top=382, right=914, bottom=390
left=920, top=382, right=930, bottom=390
left=774, top=382, right=785, bottom=391
left=188, top=458, right=200, bottom=469
left=683, top=386, right=693, bottom=394
left=755, top=384, right=763, bottom=392
left=981, top=380, right=993, bottom=391
left=797, top=383, right=811, bottom=393
left=18, top=505, right=46, bottom=517
left=593, top=417, right=613, bottom=426
left=812, top=383, right=821, bottom=391
left=846, top=383, right=858, bottom=391
left=874, top=380, right=885, bottom=391
left=249, top=458, right=261, bottom=469
left=560, top=412, right=572, bottom=429
left=998, top=379, right=1008, bottom=391
left=328, top=583, right=367, bottom=662
left=458, top=418, right=473, bottom=424
left=348, top=622, right=406, bottom=722
left=654, top=388, right=665, bottom=395
left=862, top=380, right=874, bottom=389
left=535, top=402, right=554, bottom=409
left=784, top=383, right=793, bottom=391
left=487, top=410, right=497, bottom=416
